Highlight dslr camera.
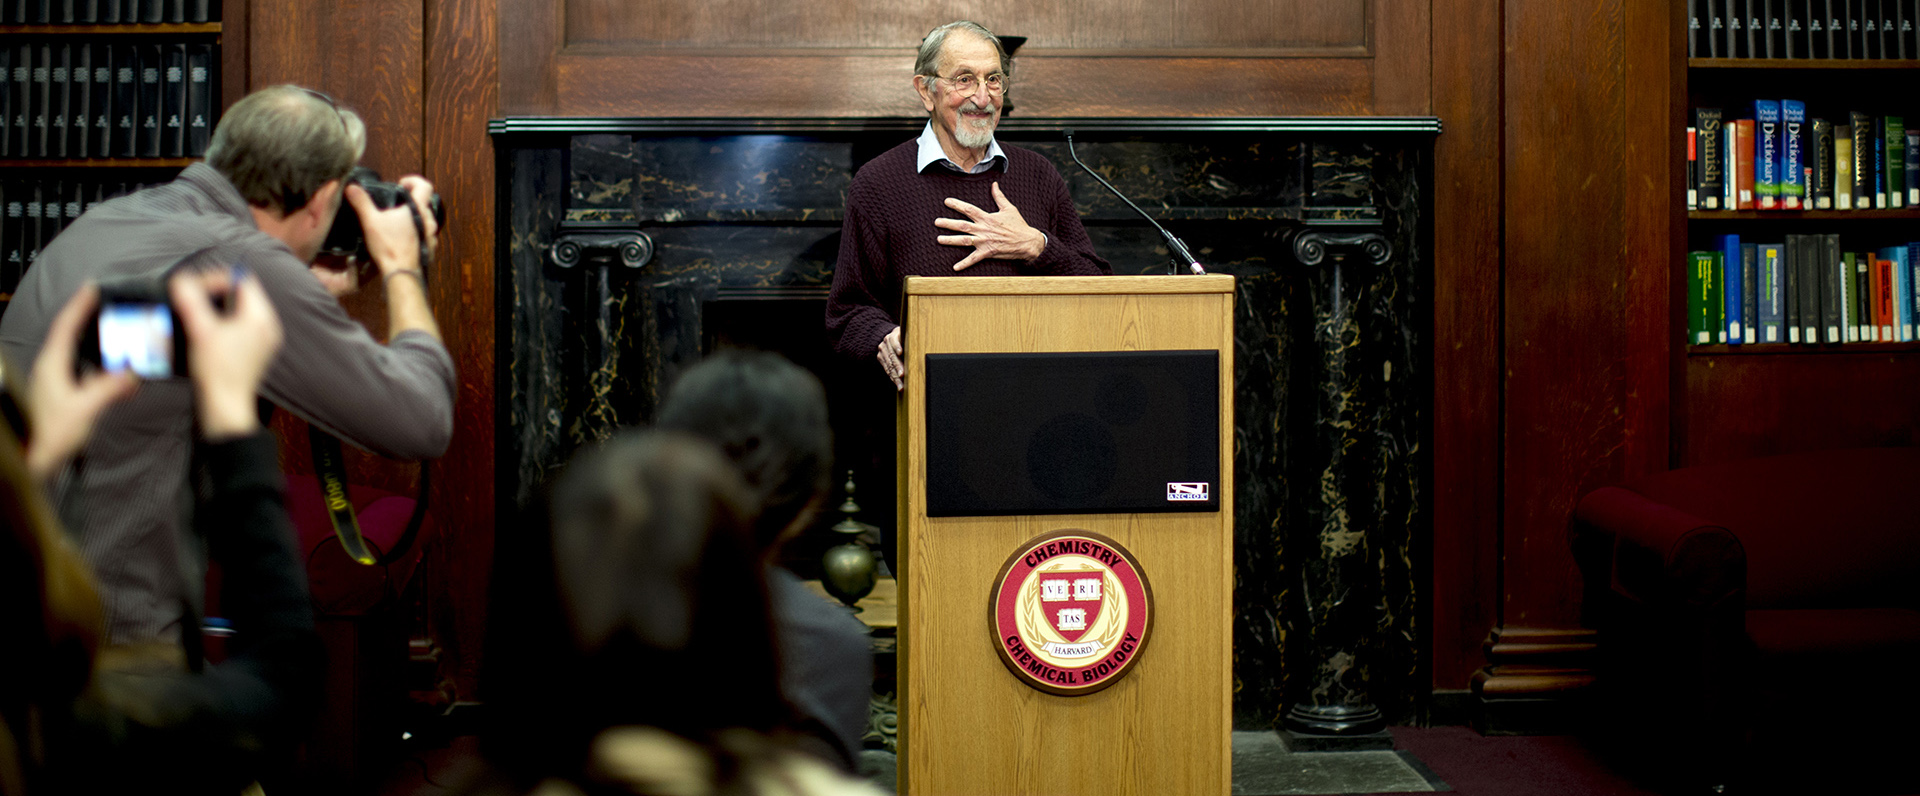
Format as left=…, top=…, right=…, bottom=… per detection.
left=319, top=167, right=446, bottom=263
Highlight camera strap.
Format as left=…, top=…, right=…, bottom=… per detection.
left=308, top=427, right=431, bottom=568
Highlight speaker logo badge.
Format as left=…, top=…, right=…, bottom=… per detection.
left=990, top=530, right=1153, bottom=695
left=1167, top=482, right=1210, bottom=501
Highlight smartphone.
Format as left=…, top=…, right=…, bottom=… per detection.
left=79, top=280, right=188, bottom=379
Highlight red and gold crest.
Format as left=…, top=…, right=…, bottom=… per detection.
left=990, top=530, right=1153, bottom=695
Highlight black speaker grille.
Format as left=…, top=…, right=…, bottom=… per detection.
left=924, top=350, right=1220, bottom=516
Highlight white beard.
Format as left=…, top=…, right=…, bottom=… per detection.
left=953, top=102, right=998, bottom=149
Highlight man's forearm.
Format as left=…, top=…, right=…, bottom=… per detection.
left=382, top=268, right=441, bottom=342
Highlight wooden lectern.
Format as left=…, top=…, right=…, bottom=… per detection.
left=897, top=274, right=1235, bottom=796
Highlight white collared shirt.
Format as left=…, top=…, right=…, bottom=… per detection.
left=915, top=121, right=1008, bottom=174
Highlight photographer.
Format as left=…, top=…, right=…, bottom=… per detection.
left=0, top=84, right=455, bottom=648
left=3, top=270, right=321, bottom=794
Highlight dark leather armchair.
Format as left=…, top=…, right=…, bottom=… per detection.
left=1571, top=447, right=1920, bottom=791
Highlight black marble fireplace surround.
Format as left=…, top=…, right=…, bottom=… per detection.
left=491, top=117, right=1437, bottom=729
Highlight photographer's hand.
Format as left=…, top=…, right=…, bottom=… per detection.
left=346, top=179, right=441, bottom=342
left=24, top=283, right=139, bottom=482
left=170, top=269, right=283, bottom=441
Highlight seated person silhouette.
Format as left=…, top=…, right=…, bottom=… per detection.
left=471, top=429, right=882, bottom=796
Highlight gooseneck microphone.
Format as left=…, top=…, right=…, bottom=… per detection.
left=1064, top=129, right=1206, bottom=275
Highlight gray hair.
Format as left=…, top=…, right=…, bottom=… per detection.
left=914, top=20, right=1011, bottom=86
left=205, top=84, right=366, bottom=215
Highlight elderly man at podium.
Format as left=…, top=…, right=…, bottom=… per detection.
left=825, top=20, right=1110, bottom=390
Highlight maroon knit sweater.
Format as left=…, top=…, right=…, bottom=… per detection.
left=824, top=139, right=1111, bottom=361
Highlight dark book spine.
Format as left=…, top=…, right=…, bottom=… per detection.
left=1711, top=0, right=1728, bottom=55
left=9, top=44, right=27, bottom=159
left=1804, top=0, right=1820, bottom=55
left=1698, top=108, right=1726, bottom=209
left=99, top=0, right=118, bottom=23
left=1906, top=128, right=1919, bottom=204
left=1785, top=0, right=1804, bottom=55
left=1896, top=0, right=1911, bottom=55
left=30, top=0, right=47, bottom=24
left=185, top=43, right=210, bottom=156
left=1751, top=0, right=1767, bottom=56
left=67, top=42, right=87, bottom=159
left=188, top=0, right=205, bottom=22
left=1855, top=252, right=1871, bottom=339
left=1786, top=234, right=1802, bottom=342
left=1851, top=0, right=1867, bottom=55
left=1824, top=234, right=1843, bottom=341
left=1875, top=115, right=1889, bottom=205
left=29, top=43, right=48, bottom=159
left=111, top=43, right=135, bottom=158
left=76, top=0, right=93, bottom=23
left=1692, top=0, right=1705, bottom=56
left=1802, top=234, right=1822, bottom=342
left=1731, top=0, right=1750, bottom=56
left=136, top=43, right=159, bottom=158
left=38, top=180, right=59, bottom=258
left=141, top=0, right=160, bottom=23
left=47, top=43, right=66, bottom=159
left=161, top=43, right=183, bottom=158
left=0, top=46, right=10, bottom=158
left=1743, top=242, right=1760, bottom=342
left=1851, top=110, right=1874, bottom=205
left=0, top=183, right=15, bottom=294
left=23, top=182, right=42, bottom=272
left=1814, top=117, right=1836, bottom=207
left=88, top=43, right=107, bottom=158
left=56, top=0, right=71, bottom=23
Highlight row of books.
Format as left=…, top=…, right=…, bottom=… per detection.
left=0, top=40, right=214, bottom=159
left=1689, top=0, right=1920, bottom=59
left=1689, top=104, right=1918, bottom=210
left=0, top=178, right=155, bottom=295
left=1688, top=233, right=1920, bottom=345
left=2, top=0, right=218, bottom=25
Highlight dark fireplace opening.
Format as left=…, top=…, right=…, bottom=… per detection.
left=702, top=295, right=900, bottom=580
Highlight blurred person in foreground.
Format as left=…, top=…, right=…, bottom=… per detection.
left=0, top=84, right=454, bottom=649
left=658, top=350, right=874, bottom=771
left=0, top=270, right=320, bottom=795
left=471, top=430, right=883, bottom=796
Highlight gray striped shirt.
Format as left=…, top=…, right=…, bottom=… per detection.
left=0, top=163, right=456, bottom=644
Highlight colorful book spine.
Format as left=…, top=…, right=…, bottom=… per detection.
left=1887, top=116, right=1907, bottom=208
left=1724, top=234, right=1745, bottom=344
left=1756, top=100, right=1781, bottom=209
left=1698, top=108, right=1725, bottom=211
left=1690, top=251, right=1718, bottom=345
left=1782, top=100, right=1807, bottom=209
left=1908, top=129, right=1920, bottom=206
left=1837, top=125, right=1855, bottom=210
left=1813, top=117, right=1836, bottom=209
left=1761, top=241, right=1785, bottom=343
left=1688, top=125, right=1698, bottom=211
left=1851, top=111, right=1873, bottom=210
left=1733, top=118, right=1756, bottom=209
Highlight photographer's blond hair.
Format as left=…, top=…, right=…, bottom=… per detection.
left=205, top=85, right=365, bottom=215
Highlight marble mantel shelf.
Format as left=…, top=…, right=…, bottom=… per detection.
left=489, top=116, right=1443, bottom=136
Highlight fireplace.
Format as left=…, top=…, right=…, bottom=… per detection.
left=493, top=116, right=1436, bottom=728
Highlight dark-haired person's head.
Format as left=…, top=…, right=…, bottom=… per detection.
left=484, top=429, right=797, bottom=788
left=657, top=350, right=832, bottom=557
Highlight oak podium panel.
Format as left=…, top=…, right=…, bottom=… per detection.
left=898, top=275, right=1234, bottom=795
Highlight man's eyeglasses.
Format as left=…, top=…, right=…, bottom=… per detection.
left=929, top=72, right=1007, bottom=96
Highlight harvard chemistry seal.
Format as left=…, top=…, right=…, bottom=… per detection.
left=990, top=530, right=1153, bottom=695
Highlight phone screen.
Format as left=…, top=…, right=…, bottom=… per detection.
left=98, top=302, right=176, bottom=379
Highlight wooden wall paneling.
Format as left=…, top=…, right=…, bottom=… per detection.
left=424, top=0, right=500, bottom=698
left=1371, top=0, right=1433, bottom=115
left=498, top=0, right=559, bottom=114
left=1681, top=353, right=1920, bottom=466
left=1624, top=0, right=1681, bottom=481
left=220, top=0, right=249, bottom=108
left=1428, top=0, right=1502, bottom=694
left=505, top=0, right=1429, bottom=118
left=1481, top=0, right=1627, bottom=715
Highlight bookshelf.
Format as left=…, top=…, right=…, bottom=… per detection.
left=0, top=9, right=243, bottom=299
left=1678, top=14, right=1920, bottom=464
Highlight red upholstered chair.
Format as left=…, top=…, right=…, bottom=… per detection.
left=1570, top=447, right=1920, bottom=791
left=207, top=473, right=436, bottom=787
